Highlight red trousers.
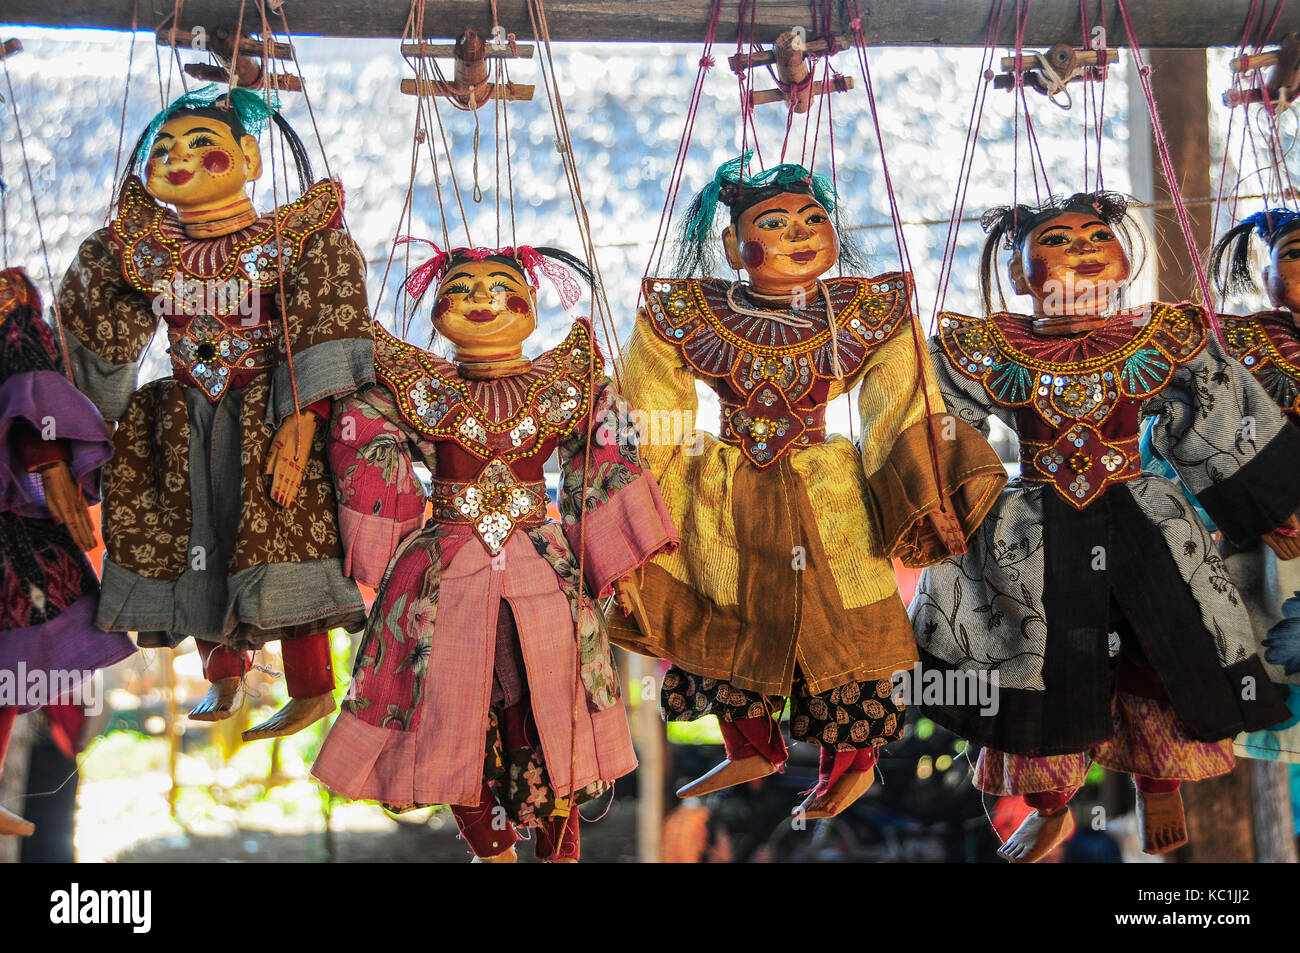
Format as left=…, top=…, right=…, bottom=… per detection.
left=451, top=783, right=580, bottom=861
left=1025, top=775, right=1180, bottom=814
left=0, top=706, right=15, bottom=770
left=196, top=632, right=333, bottom=698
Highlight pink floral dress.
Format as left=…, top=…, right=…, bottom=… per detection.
left=312, top=319, right=677, bottom=829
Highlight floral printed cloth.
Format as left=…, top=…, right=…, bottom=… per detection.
left=312, top=319, right=677, bottom=813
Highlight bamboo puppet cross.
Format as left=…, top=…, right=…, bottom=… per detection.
left=1224, top=31, right=1300, bottom=113
left=400, top=29, right=535, bottom=109
left=155, top=23, right=303, bottom=92
left=993, top=43, right=1120, bottom=103
left=728, top=29, right=854, bottom=112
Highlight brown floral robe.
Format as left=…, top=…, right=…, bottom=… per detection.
left=56, top=177, right=373, bottom=649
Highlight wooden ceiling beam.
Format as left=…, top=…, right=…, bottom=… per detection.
left=2, top=0, right=1296, bottom=48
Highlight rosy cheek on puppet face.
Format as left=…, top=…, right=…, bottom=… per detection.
left=742, top=241, right=765, bottom=269
left=434, top=298, right=453, bottom=319
left=1025, top=255, right=1050, bottom=291
left=506, top=294, right=530, bottom=315
left=202, top=151, right=233, bottom=174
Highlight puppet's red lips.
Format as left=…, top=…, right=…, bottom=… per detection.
left=1073, top=262, right=1107, bottom=276
left=463, top=309, right=499, bottom=323
left=166, top=170, right=195, bottom=185
left=787, top=250, right=817, bottom=263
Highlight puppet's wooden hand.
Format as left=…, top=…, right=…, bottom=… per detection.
left=921, top=507, right=968, bottom=559
left=613, top=572, right=655, bottom=639
left=1262, top=514, right=1300, bottom=561
left=41, top=461, right=97, bottom=551
left=264, top=410, right=321, bottom=509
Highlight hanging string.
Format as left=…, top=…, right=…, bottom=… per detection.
left=1115, top=0, right=1221, bottom=335
left=642, top=0, right=724, bottom=284
left=371, top=0, right=424, bottom=327
left=735, top=0, right=765, bottom=174
left=1, top=54, right=75, bottom=382
left=847, top=1, right=951, bottom=514
left=526, top=0, right=613, bottom=821
left=107, top=0, right=141, bottom=224
left=164, top=0, right=192, bottom=98
left=932, top=0, right=1005, bottom=321
left=272, top=0, right=358, bottom=245
left=256, top=0, right=305, bottom=467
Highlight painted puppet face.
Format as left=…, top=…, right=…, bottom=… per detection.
left=724, top=192, right=839, bottom=292
left=143, top=113, right=262, bottom=210
left=432, top=260, right=538, bottom=355
left=1264, top=229, right=1300, bottom=313
left=1011, top=211, right=1131, bottom=316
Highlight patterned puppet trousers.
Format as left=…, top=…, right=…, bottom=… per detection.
left=661, top=664, right=905, bottom=750
left=975, top=692, right=1235, bottom=796
left=974, top=630, right=1237, bottom=795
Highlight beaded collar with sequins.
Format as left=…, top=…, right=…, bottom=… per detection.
left=374, top=318, right=598, bottom=462
left=107, top=176, right=343, bottom=302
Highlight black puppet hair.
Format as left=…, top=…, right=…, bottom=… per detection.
left=1209, top=209, right=1300, bottom=298
left=977, top=190, right=1146, bottom=315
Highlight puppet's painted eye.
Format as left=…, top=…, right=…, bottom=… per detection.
left=756, top=215, right=788, bottom=230
left=1090, top=229, right=1115, bottom=243
left=189, top=135, right=217, bottom=148
left=442, top=282, right=472, bottom=295
left=805, top=213, right=827, bottom=225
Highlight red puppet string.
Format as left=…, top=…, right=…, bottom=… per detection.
left=847, top=1, right=952, bottom=514
left=1115, top=0, right=1222, bottom=337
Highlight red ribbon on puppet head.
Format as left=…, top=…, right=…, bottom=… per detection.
left=395, top=238, right=584, bottom=311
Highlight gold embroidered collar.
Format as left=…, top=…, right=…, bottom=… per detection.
left=108, top=176, right=343, bottom=296
left=374, top=319, right=598, bottom=460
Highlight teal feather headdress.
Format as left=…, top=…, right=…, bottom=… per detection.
left=683, top=151, right=839, bottom=243
left=134, top=84, right=281, bottom=167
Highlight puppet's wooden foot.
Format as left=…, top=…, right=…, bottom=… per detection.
left=793, top=768, right=876, bottom=820
left=676, top=755, right=776, bottom=798
left=241, top=691, right=335, bottom=741
left=1138, top=788, right=1188, bottom=855
left=471, top=845, right=518, bottom=863
left=997, top=807, right=1075, bottom=863
left=0, top=804, right=35, bottom=837
left=187, top=677, right=241, bottom=722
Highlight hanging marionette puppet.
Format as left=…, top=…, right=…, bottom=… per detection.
left=1191, top=209, right=1300, bottom=762
left=911, top=191, right=1299, bottom=862
left=312, top=244, right=677, bottom=862
left=0, top=267, right=136, bottom=836
left=57, top=85, right=374, bottom=741
left=609, top=155, right=1007, bottom=818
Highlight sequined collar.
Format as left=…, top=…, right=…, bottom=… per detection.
left=1221, top=310, right=1300, bottom=415
left=374, top=319, right=598, bottom=460
left=939, top=303, right=1208, bottom=403
left=108, top=176, right=343, bottom=296
left=641, top=273, right=912, bottom=385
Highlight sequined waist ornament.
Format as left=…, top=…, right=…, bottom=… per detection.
left=429, top=458, right=550, bottom=555
left=1018, top=425, right=1142, bottom=506
left=167, top=311, right=278, bottom=401
left=718, top=387, right=829, bottom=465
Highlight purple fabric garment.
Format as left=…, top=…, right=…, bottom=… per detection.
left=0, top=596, right=136, bottom=713
left=0, top=370, right=112, bottom=518
left=491, top=600, right=528, bottom=708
